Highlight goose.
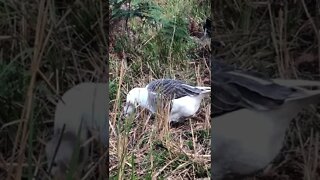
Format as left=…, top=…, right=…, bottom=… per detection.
left=123, top=79, right=211, bottom=122
left=46, top=83, right=107, bottom=178
left=212, top=60, right=320, bottom=179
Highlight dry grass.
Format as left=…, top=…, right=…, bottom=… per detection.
left=0, top=0, right=108, bottom=179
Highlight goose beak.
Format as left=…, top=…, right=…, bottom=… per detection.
left=122, top=102, right=134, bottom=118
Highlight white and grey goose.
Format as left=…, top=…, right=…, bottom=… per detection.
left=45, top=83, right=107, bottom=178
left=123, top=79, right=211, bottom=122
left=212, top=60, right=320, bottom=179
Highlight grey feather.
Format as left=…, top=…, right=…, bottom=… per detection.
left=212, top=61, right=302, bottom=117
left=145, top=79, right=209, bottom=113
left=146, top=79, right=204, bottom=99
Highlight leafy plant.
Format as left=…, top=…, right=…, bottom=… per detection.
left=111, top=0, right=162, bottom=24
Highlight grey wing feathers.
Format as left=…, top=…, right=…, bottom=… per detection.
left=146, top=79, right=204, bottom=99
left=212, top=61, right=298, bottom=117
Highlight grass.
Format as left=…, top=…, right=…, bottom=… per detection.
left=0, top=0, right=108, bottom=179
left=213, top=0, right=320, bottom=179
left=109, top=0, right=211, bottom=179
